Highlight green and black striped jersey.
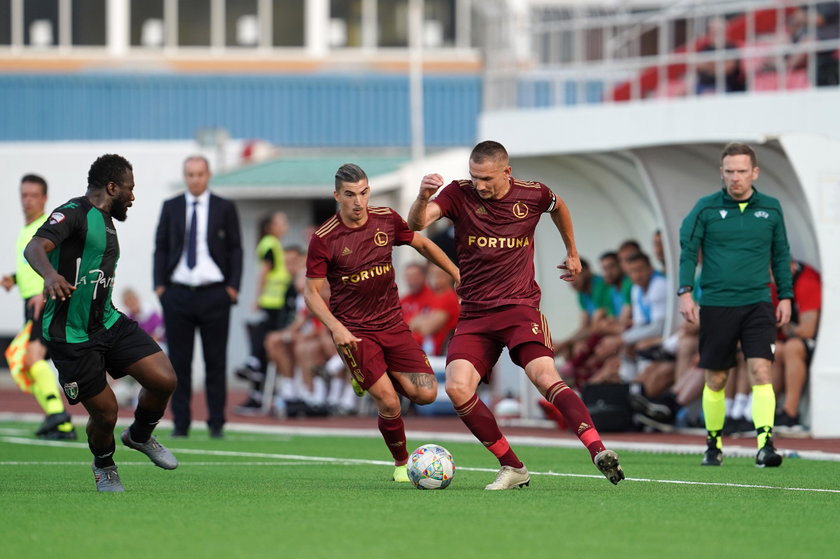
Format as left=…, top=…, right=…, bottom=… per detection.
left=34, top=196, right=121, bottom=343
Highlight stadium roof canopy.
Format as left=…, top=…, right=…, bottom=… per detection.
left=210, top=154, right=410, bottom=199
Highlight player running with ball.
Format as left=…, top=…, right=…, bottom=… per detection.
left=304, top=163, right=459, bottom=482
left=408, top=141, right=624, bottom=490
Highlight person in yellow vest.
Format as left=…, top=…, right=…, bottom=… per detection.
left=234, top=212, right=293, bottom=415
left=2, top=174, right=76, bottom=439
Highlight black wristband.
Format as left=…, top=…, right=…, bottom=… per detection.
left=677, top=285, right=693, bottom=296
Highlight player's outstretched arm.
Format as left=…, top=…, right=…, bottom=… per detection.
left=548, top=196, right=581, bottom=281
left=24, top=237, right=75, bottom=301
left=303, top=276, right=361, bottom=350
left=407, top=174, right=445, bottom=231
left=409, top=233, right=460, bottom=287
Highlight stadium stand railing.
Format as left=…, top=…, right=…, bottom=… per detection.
left=481, top=0, right=840, bottom=110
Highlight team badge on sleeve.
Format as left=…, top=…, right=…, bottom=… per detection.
left=49, top=212, right=66, bottom=224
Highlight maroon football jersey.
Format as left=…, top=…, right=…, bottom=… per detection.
left=307, top=207, right=415, bottom=331
left=433, top=177, right=556, bottom=315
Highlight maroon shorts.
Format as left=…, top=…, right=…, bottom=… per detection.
left=338, top=323, right=433, bottom=390
left=447, top=305, right=554, bottom=380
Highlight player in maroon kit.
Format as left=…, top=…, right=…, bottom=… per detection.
left=408, top=141, right=624, bottom=490
left=305, top=163, right=460, bottom=482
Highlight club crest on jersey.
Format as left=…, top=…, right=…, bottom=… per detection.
left=719, top=210, right=728, bottom=219
left=373, top=231, right=388, bottom=247
left=531, top=322, right=542, bottom=335
left=49, top=212, right=66, bottom=224
left=513, top=202, right=529, bottom=219
left=64, top=382, right=78, bottom=400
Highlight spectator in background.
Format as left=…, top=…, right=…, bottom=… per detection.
left=695, top=17, right=746, bottom=94
left=555, top=259, right=611, bottom=358
left=113, top=288, right=167, bottom=407
left=773, top=260, right=821, bottom=432
left=122, top=288, right=165, bottom=345
left=234, top=212, right=293, bottom=416
left=617, top=239, right=642, bottom=275
left=722, top=354, right=753, bottom=436
left=812, top=3, right=839, bottom=85
left=264, top=265, right=310, bottom=415
left=629, top=320, right=706, bottom=431
left=430, top=221, right=458, bottom=267
left=787, top=4, right=840, bottom=85
left=696, top=44, right=746, bottom=94
left=410, top=264, right=460, bottom=356
left=154, top=155, right=243, bottom=439
left=555, top=258, right=624, bottom=387
left=652, top=229, right=666, bottom=272
left=590, top=252, right=667, bottom=384
left=628, top=248, right=705, bottom=431
left=400, top=262, right=437, bottom=347
left=600, top=251, right=633, bottom=325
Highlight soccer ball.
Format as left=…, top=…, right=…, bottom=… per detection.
left=407, top=444, right=455, bottom=490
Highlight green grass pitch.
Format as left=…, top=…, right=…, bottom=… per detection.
left=1, top=421, right=838, bottom=559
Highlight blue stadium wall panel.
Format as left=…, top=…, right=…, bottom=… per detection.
left=0, top=74, right=481, bottom=146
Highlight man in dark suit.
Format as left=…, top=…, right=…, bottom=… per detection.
left=154, top=155, right=243, bottom=438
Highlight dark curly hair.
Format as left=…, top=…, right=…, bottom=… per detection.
left=88, top=154, right=133, bottom=190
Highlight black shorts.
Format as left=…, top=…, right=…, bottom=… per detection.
left=47, top=314, right=162, bottom=405
left=23, top=298, right=45, bottom=345
left=698, top=302, right=776, bottom=371
left=786, top=336, right=817, bottom=367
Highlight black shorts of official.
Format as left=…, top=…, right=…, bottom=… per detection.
left=23, top=297, right=46, bottom=346
left=47, top=314, right=162, bottom=405
left=698, top=302, right=776, bottom=371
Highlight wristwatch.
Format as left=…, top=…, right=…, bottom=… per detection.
left=676, top=285, right=693, bottom=296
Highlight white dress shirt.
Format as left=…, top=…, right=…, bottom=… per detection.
left=171, top=191, right=225, bottom=286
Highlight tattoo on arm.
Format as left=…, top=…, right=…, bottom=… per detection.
left=400, top=372, right=436, bottom=388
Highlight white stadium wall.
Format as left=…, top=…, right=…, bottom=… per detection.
left=479, top=89, right=840, bottom=436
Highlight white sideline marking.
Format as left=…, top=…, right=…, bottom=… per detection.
left=0, top=461, right=328, bottom=467
left=2, top=436, right=839, bottom=494
left=3, top=411, right=839, bottom=462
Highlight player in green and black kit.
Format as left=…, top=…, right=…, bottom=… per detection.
left=678, top=142, right=792, bottom=468
left=2, top=174, right=75, bottom=439
left=25, top=154, right=179, bottom=492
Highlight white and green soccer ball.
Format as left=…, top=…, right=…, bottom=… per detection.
left=407, top=444, right=455, bottom=490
